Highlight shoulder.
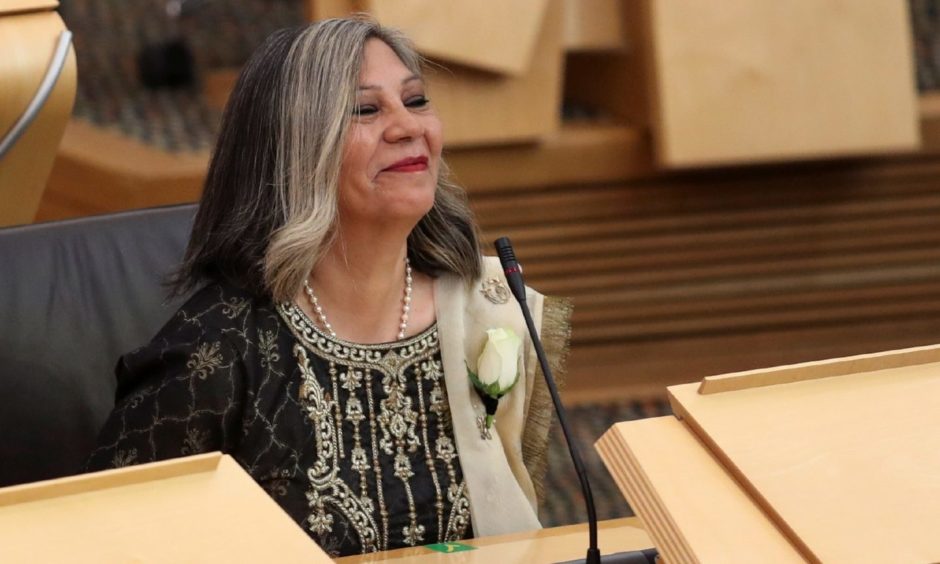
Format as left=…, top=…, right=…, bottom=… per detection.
left=155, top=280, right=279, bottom=343
left=440, top=255, right=545, bottom=305
left=436, top=256, right=533, bottom=347
left=116, top=281, right=277, bottom=396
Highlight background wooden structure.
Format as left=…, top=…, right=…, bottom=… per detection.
left=0, top=0, right=76, bottom=227
left=15, top=1, right=940, bottom=401
left=598, top=345, right=940, bottom=563
left=644, top=0, right=920, bottom=166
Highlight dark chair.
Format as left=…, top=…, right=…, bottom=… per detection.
left=0, top=204, right=196, bottom=487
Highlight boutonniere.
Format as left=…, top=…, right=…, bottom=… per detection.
left=467, top=327, right=522, bottom=439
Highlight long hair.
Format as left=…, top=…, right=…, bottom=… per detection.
left=171, top=16, right=481, bottom=301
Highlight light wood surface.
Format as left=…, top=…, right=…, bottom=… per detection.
left=38, top=119, right=208, bottom=218
left=420, top=0, right=564, bottom=146
left=0, top=453, right=331, bottom=563
left=596, top=417, right=806, bottom=563
left=366, top=0, right=549, bottom=76
left=668, top=348, right=940, bottom=563
left=646, top=0, right=920, bottom=167
left=0, top=0, right=57, bottom=15
left=698, top=342, right=940, bottom=394
left=563, top=0, right=627, bottom=51
left=0, top=9, right=76, bottom=226
left=307, top=0, right=563, bottom=146
left=335, top=517, right=650, bottom=563
left=305, top=0, right=356, bottom=22
left=447, top=122, right=652, bottom=190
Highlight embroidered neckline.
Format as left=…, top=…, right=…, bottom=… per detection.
left=279, top=301, right=438, bottom=352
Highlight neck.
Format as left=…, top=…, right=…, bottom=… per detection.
left=304, top=227, right=413, bottom=344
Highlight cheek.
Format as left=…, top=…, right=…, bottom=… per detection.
left=426, top=115, right=444, bottom=157
left=340, top=127, right=377, bottom=183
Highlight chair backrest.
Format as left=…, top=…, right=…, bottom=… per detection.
left=0, top=204, right=196, bottom=487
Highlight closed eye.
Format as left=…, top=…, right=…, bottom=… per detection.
left=405, top=96, right=430, bottom=109
left=353, top=104, right=379, bottom=116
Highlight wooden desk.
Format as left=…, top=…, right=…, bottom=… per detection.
left=336, top=517, right=651, bottom=563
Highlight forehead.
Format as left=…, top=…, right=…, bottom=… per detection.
left=358, top=38, right=418, bottom=84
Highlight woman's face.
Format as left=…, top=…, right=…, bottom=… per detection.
left=337, top=38, right=443, bottom=229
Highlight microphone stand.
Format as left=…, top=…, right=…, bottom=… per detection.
left=494, top=237, right=658, bottom=564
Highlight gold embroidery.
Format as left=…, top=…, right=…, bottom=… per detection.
left=294, top=344, right=379, bottom=553
left=186, top=341, right=223, bottom=379
left=111, top=448, right=137, bottom=468
left=181, top=428, right=210, bottom=455
left=221, top=297, right=248, bottom=319
left=258, top=329, right=280, bottom=368
left=445, top=481, right=471, bottom=540
left=522, top=295, right=573, bottom=507
left=280, top=302, right=472, bottom=552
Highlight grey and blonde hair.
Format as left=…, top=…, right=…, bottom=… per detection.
left=172, top=16, right=481, bottom=300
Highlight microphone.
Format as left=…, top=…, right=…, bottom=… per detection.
left=494, top=237, right=659, bottom=564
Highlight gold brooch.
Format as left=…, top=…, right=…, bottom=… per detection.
left=480, top=277, right=510, bottom=304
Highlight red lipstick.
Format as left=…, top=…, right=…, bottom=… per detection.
left=382, top=156, right=428, bottom=173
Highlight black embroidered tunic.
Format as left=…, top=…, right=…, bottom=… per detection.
left=86, top=282, right=472, bottom=557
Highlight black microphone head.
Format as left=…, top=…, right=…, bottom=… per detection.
left=493, top=237, right=518, bottom=270
left=493, top=236, right=526, bottom=302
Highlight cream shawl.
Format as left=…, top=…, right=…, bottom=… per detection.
left=434, top=256, right=571, bottom=538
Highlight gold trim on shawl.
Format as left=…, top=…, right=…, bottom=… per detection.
left=521, top=294, right=573, bottom=508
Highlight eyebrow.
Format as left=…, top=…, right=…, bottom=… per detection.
left=357, top=75, right=422, bottom=91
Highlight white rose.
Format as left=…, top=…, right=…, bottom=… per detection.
left=476, top=327, right=522, bottom=393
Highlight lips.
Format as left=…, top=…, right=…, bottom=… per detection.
left=382, top=156, right=429, bottom=173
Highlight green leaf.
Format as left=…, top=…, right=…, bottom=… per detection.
left=467, top=363, right=520, bottom=398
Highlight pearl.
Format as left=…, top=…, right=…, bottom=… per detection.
left=304, top=257, right=413, bottom=341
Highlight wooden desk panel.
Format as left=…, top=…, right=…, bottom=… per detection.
left=597, top=417, right=806, bottom=563
left=336, top=517, right=650, bottom=563
left=669, top=346, right=940, bottom=563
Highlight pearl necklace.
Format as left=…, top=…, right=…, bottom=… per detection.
left=303, top=258, right=413, bottom=340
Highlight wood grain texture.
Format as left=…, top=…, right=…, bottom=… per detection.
left=668, top=355, right=940, bottom=563
left=420, top=0, right=564, bottom=146
left=698, top=343, right=940, bottom=394
left=562, top=0, right=626, bottom=51
left=596, top=417, right=806, bottom=563
left=469, top=155, right=940, bottom=399
left=646, top=0, right=920, bottom=167
left=365, top=0, right=549, bottom=76
left=306, top=0, right=564, bottom=146
left=0, top=0, right=57, bottom=16
left=336, top=517, right=650, bottom=563
left=0, top=10, right=76, bottom=227
left=0, top=453, right=331, bottom=562
left=36, top=120, right=208, bottom=220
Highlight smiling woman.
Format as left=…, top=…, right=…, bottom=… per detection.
left=84, top=15, right=572, bottom=558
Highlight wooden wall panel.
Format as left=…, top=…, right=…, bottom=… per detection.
left=35, top=120, right=940, bottom=403
left=645, top=0, right=920, bottom=167
left=470, top=157, right=940, bottom=400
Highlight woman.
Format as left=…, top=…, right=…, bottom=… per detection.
left=87, top=16, right=571, bottom=557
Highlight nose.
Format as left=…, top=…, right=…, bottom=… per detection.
left=383, top=103, right=423, bottom=143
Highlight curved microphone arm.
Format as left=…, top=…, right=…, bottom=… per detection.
left=494, top=237, right=601, bottom=564
left=0, top=30, right=73, bottom=160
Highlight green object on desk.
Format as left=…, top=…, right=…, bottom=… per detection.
left=424, top=542, right=477, bottom=553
